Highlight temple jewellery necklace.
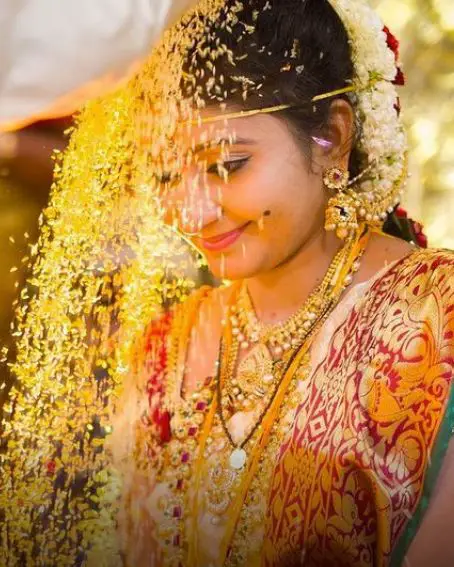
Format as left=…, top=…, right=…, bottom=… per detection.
left=222, top=237, right=360, bottom=419
left=215, top=226, right=369, bottom=471
left=188, top=226, right=370, bottom=563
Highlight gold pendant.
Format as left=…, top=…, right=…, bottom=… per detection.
left=237, top=343, right=274, bottom=394
left=206, top=460, right=238, bottom=520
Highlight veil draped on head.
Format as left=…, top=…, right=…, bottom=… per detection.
left=0, top=1, right=227, bottom=564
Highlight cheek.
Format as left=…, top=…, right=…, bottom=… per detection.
left=226, top=156, right=322, bottom=230
left=269, top=181, right=326, bottom=248
left=220, top=160, right=288, bottom=219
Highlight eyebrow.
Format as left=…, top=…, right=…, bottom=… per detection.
left=192, top=136, right=255, bottom=154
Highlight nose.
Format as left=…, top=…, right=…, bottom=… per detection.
left=178, top=196, right=221, bottom=235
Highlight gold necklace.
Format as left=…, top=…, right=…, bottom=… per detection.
left=216, top=227, right=368, bottom=469
left=230, top=238, right=360, bottom=356
left=225, top=236, right=362, bottom=415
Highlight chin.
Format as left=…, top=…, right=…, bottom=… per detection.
left=206, top=253, right=263, bottom=281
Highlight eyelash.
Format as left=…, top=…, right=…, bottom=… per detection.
left=207, top=156, right=251, bottom=178
left=155, top=172, right=182, bottom=186
left=155, top=156, right=250, bottom=185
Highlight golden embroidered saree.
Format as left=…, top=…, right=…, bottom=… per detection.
left=122, top=247, right=454, bottom=567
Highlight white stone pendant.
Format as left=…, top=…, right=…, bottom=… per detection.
left=229, top=448, right=247, bottom=470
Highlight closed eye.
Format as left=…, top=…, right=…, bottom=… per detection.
left=155, top=155, right=250, bottom=186
left=154, top=171, right=182, bottom=187
left=207, top=156, right=251, bottom=178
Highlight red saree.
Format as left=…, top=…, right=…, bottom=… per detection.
left=263, top=248, right=454, bottom=566
left=124, top=248, right=454, bottom=567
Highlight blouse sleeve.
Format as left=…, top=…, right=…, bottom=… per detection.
left=390, top=251, right=454, bottom=565
left=0, top=0, right=198, bottom=130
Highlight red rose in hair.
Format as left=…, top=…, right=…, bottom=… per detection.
left=383, top=26, right=400, bottom=61
left=395, top=207, right=428, bottom=248
left=395, top=206, right=408, bottom=219
left=416, top=233, right=428, bottom=248
left=412, top=221, right=429, bottom=249
left=393, top=67, right=405, bottom=86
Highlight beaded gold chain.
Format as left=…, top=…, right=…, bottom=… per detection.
left=224, top=235, right=362, bottom=417
left=217, top=227, right=368, bottom=470
left=230, top=242, right=361, bottom=356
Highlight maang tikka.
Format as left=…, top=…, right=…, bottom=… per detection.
left=323, top=166, right=359, bottom=240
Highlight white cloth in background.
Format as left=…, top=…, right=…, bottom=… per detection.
left=0, top=0, right=198, bottom=130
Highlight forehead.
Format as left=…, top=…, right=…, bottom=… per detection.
left=176, top=110, right=287, bottom=153
left=151, top=109, right=293, bottom=172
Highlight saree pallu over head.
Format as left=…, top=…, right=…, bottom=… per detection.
left=124, top=248, right=454, bottom=567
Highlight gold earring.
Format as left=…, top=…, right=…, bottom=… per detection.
left=323, top=167, right=359, bottom=240
left=323, top=167, right=349, bottom=191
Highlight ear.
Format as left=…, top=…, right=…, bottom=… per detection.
left=313, top=99, right=355, bottom=170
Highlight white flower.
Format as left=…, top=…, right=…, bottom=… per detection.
left=327, top=0, right=408, bottom=213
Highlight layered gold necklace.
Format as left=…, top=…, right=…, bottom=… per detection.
left=192, top=226, right=367, bottom=546
left=157, top=225, right=370, bottom=567
left=230, top=243, right=360, bottom=355
left=222, top=233, right=363, bottom=428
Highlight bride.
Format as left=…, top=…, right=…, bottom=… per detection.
left=2, top=0, right=453, bottom=566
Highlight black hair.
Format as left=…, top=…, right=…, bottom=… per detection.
left=183, top=0, right=422, bottom=245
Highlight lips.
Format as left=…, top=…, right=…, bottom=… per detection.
left=200, top=222, right=250, bottom=252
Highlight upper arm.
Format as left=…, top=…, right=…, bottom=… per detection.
left=404, top=431, right=454, bottom=566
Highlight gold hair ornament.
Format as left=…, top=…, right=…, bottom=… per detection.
left=197, top=85, right=357, bottom=124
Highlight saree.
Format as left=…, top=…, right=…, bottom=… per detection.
left=119, top=246, right=454, bottom=567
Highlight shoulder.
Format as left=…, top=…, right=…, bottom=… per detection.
left=403, top=247, right=454, bottom=273
left=361, top=231, right=453, bottom=285
left=371, top=247, right=454, bottom=301
left=354, top=247, right=454, bottom=354
left=402, top=247, right=454, bottom=297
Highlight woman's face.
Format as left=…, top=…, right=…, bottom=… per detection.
left=159, top=112, right=330, bottom=281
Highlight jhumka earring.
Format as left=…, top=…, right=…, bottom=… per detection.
left=323, top=166, right=359, bottom=240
